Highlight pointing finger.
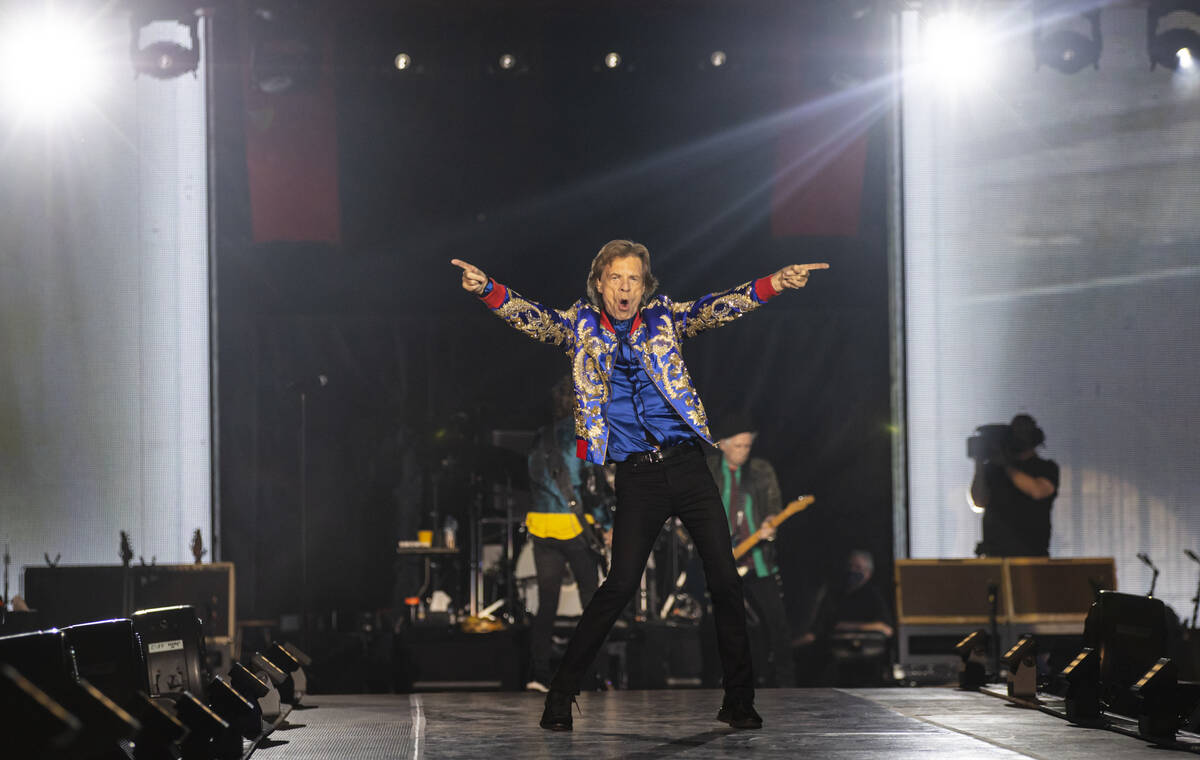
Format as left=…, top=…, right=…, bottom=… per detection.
left=796, top=263, right=829, bottom=272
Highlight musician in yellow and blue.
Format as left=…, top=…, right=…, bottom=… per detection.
left=452, top=240, right=827, bottom=731
left=524, top=376, right=614, bottom=694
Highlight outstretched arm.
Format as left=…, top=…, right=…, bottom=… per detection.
left=672, top=262, right=829, bottom=339
left=450, top=258, right=576, bottom=349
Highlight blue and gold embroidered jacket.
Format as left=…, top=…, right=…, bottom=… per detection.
left=479, top=276, right=780, bottom=464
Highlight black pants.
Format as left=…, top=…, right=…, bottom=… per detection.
left=691, top=563, right=796, bottom=688
left=550, top=446, right=754, bottom=696
left=529, top=534, right=601, bottom=684
left=742, top=574, right=796, bottom=687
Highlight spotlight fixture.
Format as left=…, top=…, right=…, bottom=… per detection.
left=394, top=52, right=412, bottom=71
left=0, top=664, right=81, bottom=756
left=1131, top=657, right=1179, bottom=742
left=1033, top=5, right=1101, bottom=74
left=954, top=629, right=990, bottom=691
left=921, top=11, right=993, bottom=89
left=1148, top=0, right=1200, bottom=71
left=604, top=51, right=622, bottom=69
left=1000, top=634, right=1038, bottom=699
left=208, top=676, right=263, bottom=741
left=130, top=605, right=209, bottom=704
left=174, top=691, right=238, bottom=760
left=1061, top=647, right=1103, bottom=726
left=487, top=51, right=530, bottom=77
left=130, top=11, right=200, bottom=80
left=710, top=50, right=727, bottom=67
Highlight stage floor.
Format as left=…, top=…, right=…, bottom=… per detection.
left=254, top=687, right=1181, bottom=759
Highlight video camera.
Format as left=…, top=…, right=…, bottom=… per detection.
left=966, top=423, right=1010, bottom=462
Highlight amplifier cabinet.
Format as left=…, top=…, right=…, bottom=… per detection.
left=896, top=557, right=1116, bottom=626
left=1006, top=557, right=1116, bottom=625
left=895, top=557, right=1116, bottom=682
left=23, top=563, right=236, bottom=640
left=896, top=559, right=1007, bottom=625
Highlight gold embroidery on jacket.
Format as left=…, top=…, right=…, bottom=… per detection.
left=494, top=293, right=575, bottom=348
left=642, top=317, right=711, bottom=434
left=671, top=282, right=760, bottom=339
left=487, top=289, right=759, bottom=462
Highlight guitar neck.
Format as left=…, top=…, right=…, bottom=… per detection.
left=731, top=496, right=815, bottom=561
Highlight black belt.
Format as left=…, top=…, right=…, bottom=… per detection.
left=623, top=439, right=700, bottom=466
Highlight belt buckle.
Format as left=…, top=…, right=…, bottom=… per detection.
left=647, top=448, right=665, bottom=463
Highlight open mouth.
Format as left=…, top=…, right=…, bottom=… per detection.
left=619, top=298, right=631, bottom=310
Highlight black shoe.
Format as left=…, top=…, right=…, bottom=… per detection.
left=540, top=690, right=577, bottom=731
left=717, top=695, right=763, bottom=730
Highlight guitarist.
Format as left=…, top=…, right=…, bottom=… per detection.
left=706, top=413, right=796, bottom=688
left=524, top=377, right=613, bottom=693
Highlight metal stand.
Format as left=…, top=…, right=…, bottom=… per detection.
left=988, top=582, right=1001, bottom=680
left=396, top=546, right=460, bottom=603
left=636, top=569, right=650, bottom=622
left=468, top=495, right=481, bottom=617
left=469, top=486, right=519, bottom=621
left=299, top=389, right=310, bottom=647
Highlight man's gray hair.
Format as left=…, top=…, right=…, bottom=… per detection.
left=585, top=239, right=659, bottom=309
left=848, top=549, right=874, bottom=573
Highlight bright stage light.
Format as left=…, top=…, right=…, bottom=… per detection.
left=0, top=9, right=104, bottom=120
left=604, top=51, right=621, bottom=69
left=1148, top=2, right=1200, bottom=72
left=394, top=52, right=411, bottom=71
left=499, top=53, right=515, bottom=70
left=710, top=50, right=727, bottom=67
left=919, top=12, right=994, bottom=90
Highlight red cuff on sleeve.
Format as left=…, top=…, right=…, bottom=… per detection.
left=480, top=279, right=507, bottom=309
left=754, top=276, right=780, bottom=302
left=575, top=439, right=589, bottom=460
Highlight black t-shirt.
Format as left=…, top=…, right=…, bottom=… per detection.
left=979, top=454, right=1059, bottom=556
left=811, top=581, right=894, bottom=639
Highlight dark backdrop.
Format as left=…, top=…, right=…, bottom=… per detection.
left=213, top=0, right=895, bottom=635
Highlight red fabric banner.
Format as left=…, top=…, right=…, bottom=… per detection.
left=770, top=81, right=870, bottom=239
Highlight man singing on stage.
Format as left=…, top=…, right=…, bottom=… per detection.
left=451, top=240, right=827, bottom=731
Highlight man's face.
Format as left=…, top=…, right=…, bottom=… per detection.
left=596, top=255, right=645, bottom=321
left=847, top=554, right=872, bottom=588
left=721, top=432, right=755, bottom=469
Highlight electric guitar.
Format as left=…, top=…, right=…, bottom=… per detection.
left=733, top=495, right=815, bottom=574
left=546, top=437, right=610, bottom=573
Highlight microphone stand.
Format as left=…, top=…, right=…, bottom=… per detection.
left=987, top=581, right=1000, bottom=680
left=2, top=543, right=9, bottom=623
left=299, top=388, right=310, bottom=648
left=1139, top=554, right=1160, bottom=598
left=1186, top=549, right=1200, bottom=630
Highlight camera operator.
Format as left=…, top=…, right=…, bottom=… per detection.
left=969, top=414, right=1059, bottom=557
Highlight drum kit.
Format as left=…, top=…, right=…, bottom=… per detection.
left=409, top=425, right=709, bottom=628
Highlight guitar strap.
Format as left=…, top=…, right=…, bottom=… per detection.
left=547, top=427, right=609, bottom=573
left=721, top=464, right=771, bottom=578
